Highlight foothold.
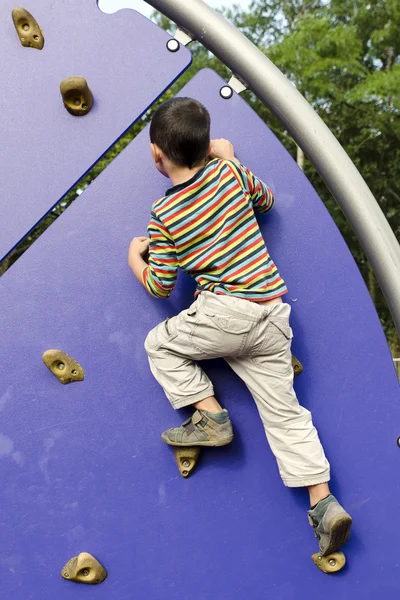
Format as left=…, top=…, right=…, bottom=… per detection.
left=220, top=86, right=233, bottom=100
left=166, top=39, right=180, bottom=53
left=42, top=349, right=84, bottom=384
left=61, top=552, right=107, bottom=585
left=12, top=8, right=44, bottom=49
left=312, top=551, right=346, bottom=574
left=291, top=355, right=304, bottom=377
left=60, top=77, right=93, bottom=116
left=397, top=436, right=400, bottom=448
left=173, top=446, right=201, bottom=478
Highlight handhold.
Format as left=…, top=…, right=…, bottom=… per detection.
left=42, top=349, right=84, bottom=384
left=61, top=552, right=107, bottom=585
left=60, top=77, right=93, bottom=116
left=173, top=446, right=201, bottom=478
left=292, top=354, right=303, bottom=376
left=12, top=8, right=44, bottom=50
left=312, top=551, right=346, bottom=574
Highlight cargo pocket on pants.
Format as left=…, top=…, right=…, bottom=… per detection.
left=251, top=318, right=293, bottom=374
left=145, top=316, right=179, bottom=354
left=190, top=310, right=253, bottom=357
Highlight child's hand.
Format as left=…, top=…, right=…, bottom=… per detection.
left=210, top=139, right=236, bottom=162
left=128, top=237, right=151, bottom=286
left=128, top=237, right=150, bottom=264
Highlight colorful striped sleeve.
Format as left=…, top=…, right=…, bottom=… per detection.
left=143, top=211, right=178, bottom=299
left=227, top=160, right=274, bottom=214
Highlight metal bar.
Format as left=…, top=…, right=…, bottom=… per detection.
left=147, top=0, right=400, bottom=335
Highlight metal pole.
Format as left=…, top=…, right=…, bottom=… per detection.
left=146, top=0, right=400, bottom=335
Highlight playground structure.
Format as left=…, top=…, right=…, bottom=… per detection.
left=1, top=1, right=399, bottom=598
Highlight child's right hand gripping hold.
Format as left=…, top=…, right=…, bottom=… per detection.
left=211, top=138, right=274, bottom=214
left=210, top=139, right=239, bottom=164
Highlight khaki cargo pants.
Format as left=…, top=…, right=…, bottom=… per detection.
left=145, top=291, right=330, bottom=487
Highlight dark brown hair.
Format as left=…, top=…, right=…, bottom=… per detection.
left=150, top=97, right=210, bottom=168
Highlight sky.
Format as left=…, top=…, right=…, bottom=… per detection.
left=99, top=0, right=251, bottom=18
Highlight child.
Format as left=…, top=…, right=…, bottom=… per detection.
left=128, top=97, right=352, bottom=557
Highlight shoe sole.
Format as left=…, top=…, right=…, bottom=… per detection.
left=161, top=434, right=234, bottom=447
left=322, top=513, right=353, bottom=556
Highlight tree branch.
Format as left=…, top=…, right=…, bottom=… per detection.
left=388, top=188, right=400, bottom=203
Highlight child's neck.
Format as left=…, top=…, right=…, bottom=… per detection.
left=168, top=159, right=208, bottom=187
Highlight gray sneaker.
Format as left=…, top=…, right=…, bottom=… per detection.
left=308, top=495, right=352, bottom=556
left=161, top=410, right=234, bottom=447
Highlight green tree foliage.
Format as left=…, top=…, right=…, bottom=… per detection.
left=224, top=0, right=400, bottom=351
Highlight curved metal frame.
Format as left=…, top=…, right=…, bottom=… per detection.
left=146, top=0, right=400, bottom=335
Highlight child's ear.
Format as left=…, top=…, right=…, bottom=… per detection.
left=150, top=143, right=159, bottom=164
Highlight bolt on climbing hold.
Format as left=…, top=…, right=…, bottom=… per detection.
left=173, top=446, right=201, bottom=478
left=12, top=8, right=44, bottom=50
left=312, top=551, right=346, bottom=574
left=61, top=552, right=107, bottom=585
left=42, top=349, right=84, bottom=384
left=60, top=77, right=93, bottom=116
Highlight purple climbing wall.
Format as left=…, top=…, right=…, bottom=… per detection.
left=0, top=0, right=190, bottom=260
left=0, top=68, right=399, bottom=599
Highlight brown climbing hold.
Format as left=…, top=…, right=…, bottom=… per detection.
left=42, top=349, right=84, bottom=384
left=292, top=355, right=303, bottom=377
left=12, top=8, right=44, bottom=50
left=60, top=77, right=93, bottom=116
left=312, top=551, right=346, bottom=574
left=173, top=446, right=201, bottom=478
left=61, top=552, right=107, bottom=585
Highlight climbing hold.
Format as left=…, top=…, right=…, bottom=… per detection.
left=42, top=349, right=84, bottom=384
left=173, top=446, right=201, bottom=478
left=291, top=355, right=303, bottom=376
left=61, top=552, right=107, bottom=585
left=12, top=8, right=44, bottom=50
left=60, top=77, right=93, bottom=116
left=312, top=551, right=346, bottom=574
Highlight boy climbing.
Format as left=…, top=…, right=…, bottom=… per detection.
left=128, top=97, right=352, bottom=559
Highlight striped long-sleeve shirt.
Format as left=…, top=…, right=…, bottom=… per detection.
left=143, top=158, right=287, bottom=301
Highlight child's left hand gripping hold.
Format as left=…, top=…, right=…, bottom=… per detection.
left=129, top=228, right=178, bottom=299
left=128, top=236, right=150, bottom=286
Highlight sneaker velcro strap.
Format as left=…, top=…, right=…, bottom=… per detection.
left=184, top=421, right=196, bottom=434
left=192, top=411, right=204, bottom=425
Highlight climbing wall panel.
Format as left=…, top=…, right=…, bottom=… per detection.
left=0, top=69, right=399, bottom=599
left=0, top=0, right=191, bottom=259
